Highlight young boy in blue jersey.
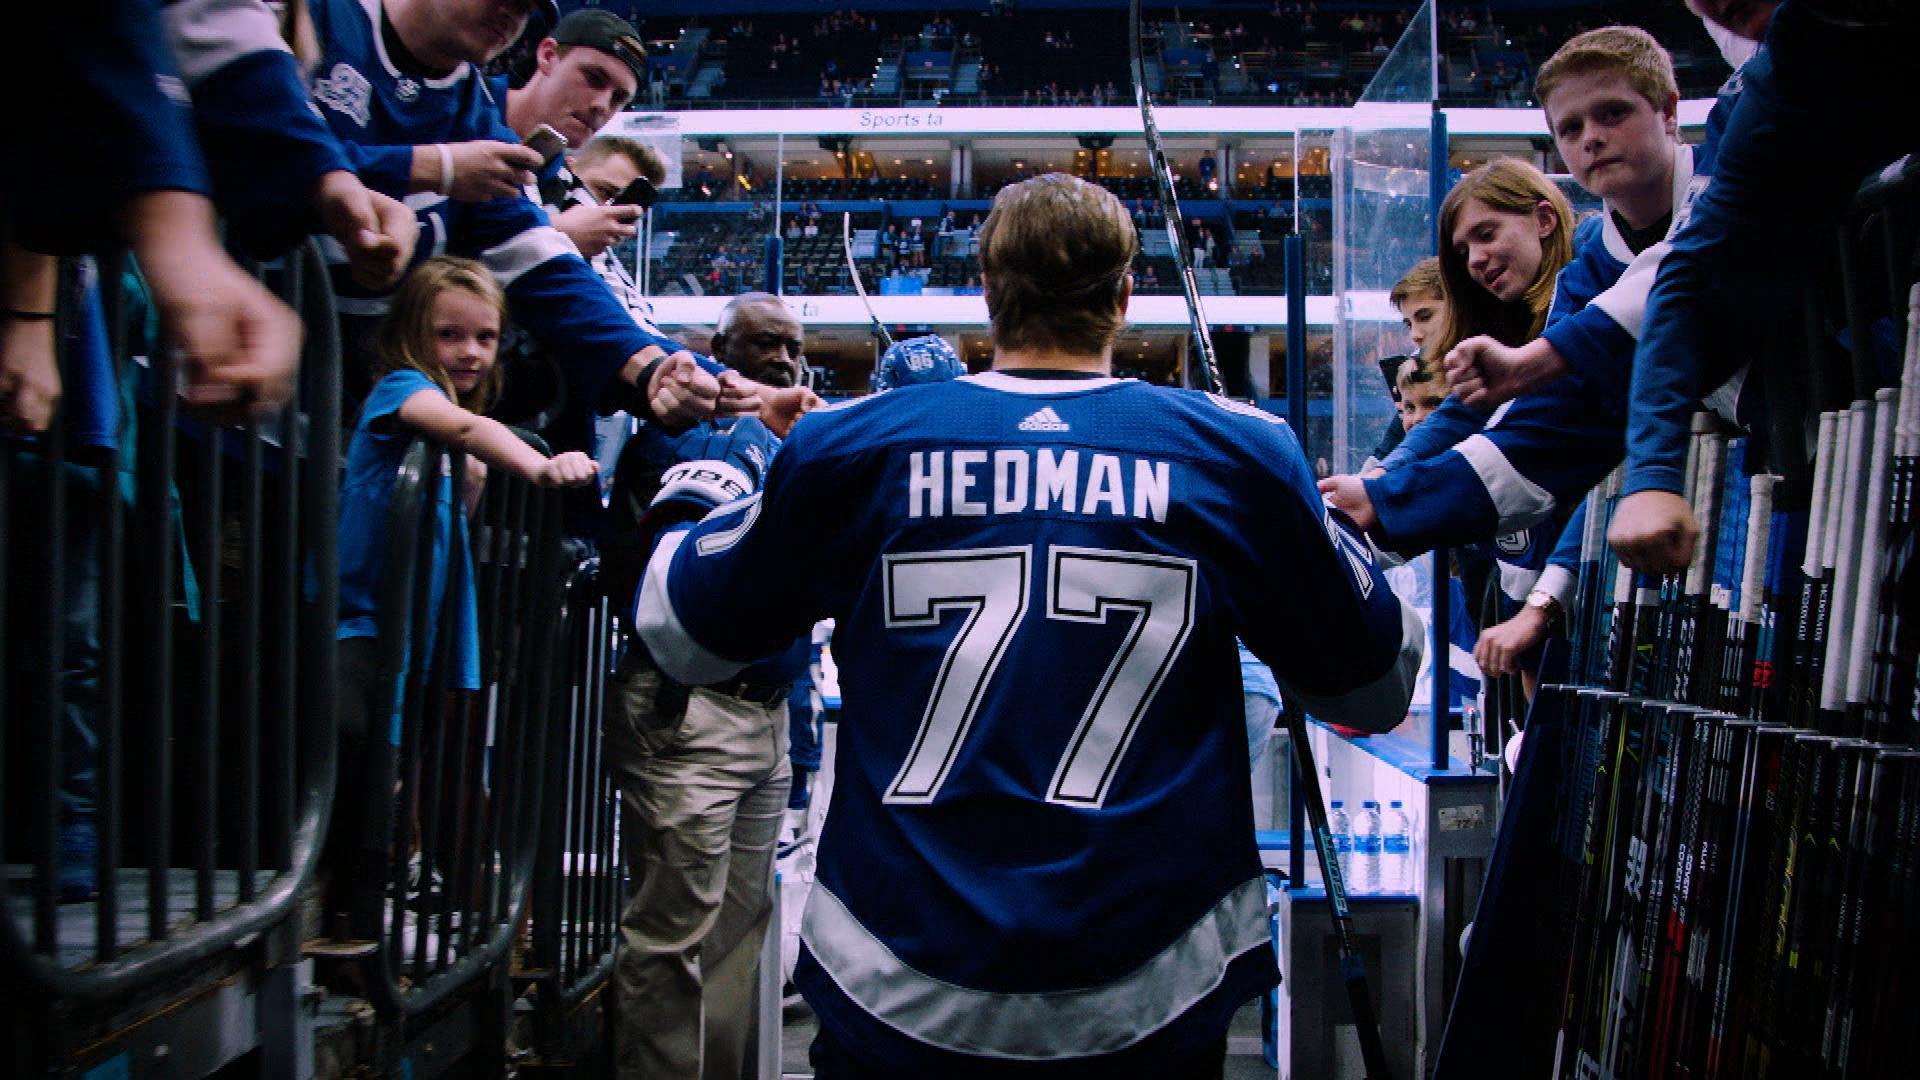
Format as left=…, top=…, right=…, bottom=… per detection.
left=1321, top=27, right=1700, bottom=558
left=625, top=173, right=1423, bottom=1077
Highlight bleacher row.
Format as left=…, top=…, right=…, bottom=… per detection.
left=566, top=1, right=1725, bottom=110
left=639, top=179, right=1333, bottom=299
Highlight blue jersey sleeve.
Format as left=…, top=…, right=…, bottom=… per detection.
left=1364, top=373, right=1624, bottom=553
left=4, top=0, right=211, bottom=254
left=1530, top=501, right=1587, bottom=606
left=164, top=1, right=353, bottom=256
left=1223, top=414, right=1424, bottom=732
left=1628, top=8, right=1912, bottom=496
left=1544, top=216, right=1618, bottom=330
left=456, top=194, right=723, bottom=410
left=632, top=430, right=844, bottom=682
left=1378, top=397, right=1486, bottom=470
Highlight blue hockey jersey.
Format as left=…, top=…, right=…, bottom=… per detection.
left=164, top=0, right=353, bottom=257
left=308, top=0, right=704, bottom=414
left=634, top=371, right=1424, bottom=1072
left=3, top=0, right=211, bottom=255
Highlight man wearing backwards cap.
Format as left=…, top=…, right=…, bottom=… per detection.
left=505, top=9, right=647, bottom=153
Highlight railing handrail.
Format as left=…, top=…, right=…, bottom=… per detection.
left=350, top=431, right=567, bottom=1018
left=0, top=239, right=342, bottom=1003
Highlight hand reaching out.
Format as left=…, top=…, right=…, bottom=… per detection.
left=1316, top=473, right=1378, bottom=531
left=1607, top=490, right=1699, bottom=574
left=314, top=170, right=418, bottom=289
left=1443, top=335, right=1569, bottom=410
left=126, top=192, right=300, bottom=422
left=538, top=450, right=600, bottom=488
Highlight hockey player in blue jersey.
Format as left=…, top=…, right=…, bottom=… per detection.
left=870, top=334, right=968, bottom=391
left=626, top=174, right=1423, bottom=1076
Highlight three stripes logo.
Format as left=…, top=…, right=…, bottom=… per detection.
left=1018, top=407, right=1071, bottom=432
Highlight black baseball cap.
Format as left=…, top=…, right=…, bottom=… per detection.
left=550, top=10, right=649, bottom=84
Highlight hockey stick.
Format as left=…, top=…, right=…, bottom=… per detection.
left=1129, top=0, right=1222, bottom=396
left=1844, top=389, right=1898, bottom=732
left=842, top=212, right=895, bottom=352
left=1126, top=2, right=1382, bottom=1074
left=1791, top=412, right=1841, bottom=727
left=1819, top=402, right=1872, bottom=730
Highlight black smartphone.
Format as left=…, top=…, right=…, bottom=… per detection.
left=609, top=176, right=658, bottom=209
left=1378, top=353, right=1415, bottom=401
left=524, top=123, right=570, bottom=166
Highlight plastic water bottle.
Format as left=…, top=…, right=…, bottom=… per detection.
left=1327, top=801, right=1353, bottom=889
left=1383, top=800, right=1413, bottom=894
left=1353, top=801, right=1383, bottom=894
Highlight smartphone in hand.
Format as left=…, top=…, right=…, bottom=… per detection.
left=524, top=123, right=570, bottom=166
left=609, top=176, right=658, bottom=209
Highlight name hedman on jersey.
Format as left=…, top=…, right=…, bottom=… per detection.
left=907, top=449, right=1173, bottom=522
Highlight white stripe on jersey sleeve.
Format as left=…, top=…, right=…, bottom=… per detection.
left=1456, top=434, right=1556, bottom=532
left=1497, top=557, right=1544, bottom=605
left=799, top=876, right=1271, bottom=1060
left=481, top=225, right=580, bottom=285
left=1533, top=562, right=1577, bottom=606
left=164, top=0, right=291, bottom=85
left=633, top=531, right=750, bottom=685
left=1281, top=594, right=1425, bottom=734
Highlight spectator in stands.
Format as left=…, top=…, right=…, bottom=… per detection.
left=502, top=12, right=650, bottom=258
left=307, top=0, right=753, bottom=436
left=602, top=291, right=814, bottom=1080
left=331, top=256, right=598, bottom=934
left=1390, top=256, right=1446, bottom=356
left=1318, top=158, right=1576, bottom=545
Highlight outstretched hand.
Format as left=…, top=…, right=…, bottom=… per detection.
left=1607, top=490, right=1699, bottom=574
left=1317, top=474, right=1378, bottom=531
left=645, top=351, right=722, bottom=429
left=759, top=385, right=824, bottom=437
left=538, top=451, right=600, bottom=488
left=1444, top=335, right=1568, bottom=410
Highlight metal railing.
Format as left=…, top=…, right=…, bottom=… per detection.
left=340, top=434, right=566, bottom=1020
left=524, top=555, right=624, bottom=1063
left=0, top=240, right=341, bottom=1001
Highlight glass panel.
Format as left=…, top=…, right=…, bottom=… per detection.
left=1329, top=0, right=1437, bottom=474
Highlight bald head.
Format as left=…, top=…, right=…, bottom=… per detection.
left=713, top=293, right=806, bottom=388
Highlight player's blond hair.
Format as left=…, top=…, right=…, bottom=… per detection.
left=374, top=257, right=507, bottom=414
left=979, top=173, right=1138, bottom=357
left=1535, top=26, right=1679, bottom=124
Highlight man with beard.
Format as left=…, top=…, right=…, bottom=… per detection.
left=600, top=291, right=813, bottom=1079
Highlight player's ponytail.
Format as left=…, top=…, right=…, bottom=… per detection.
left=979, top=174, right=1138, bottom=357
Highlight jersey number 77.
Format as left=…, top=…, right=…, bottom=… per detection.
left=880, top=544, right=1197, bottom=809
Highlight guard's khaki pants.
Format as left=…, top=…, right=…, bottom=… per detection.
left=607, top=667, right=791, bottom=1080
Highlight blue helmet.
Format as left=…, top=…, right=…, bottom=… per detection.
left=871, top=335, right=965, bottom=392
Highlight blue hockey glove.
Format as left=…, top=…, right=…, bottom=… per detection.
left=646, top=417, right=779, bottom=529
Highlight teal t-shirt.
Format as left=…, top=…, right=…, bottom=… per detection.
left=337, top=370, right=481, bottom=699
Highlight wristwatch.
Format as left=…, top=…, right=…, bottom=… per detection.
left=1524, top=589, right=1564, bottom=626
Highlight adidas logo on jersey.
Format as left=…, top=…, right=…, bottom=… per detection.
left=1018, top=407, right=1070, bottom=432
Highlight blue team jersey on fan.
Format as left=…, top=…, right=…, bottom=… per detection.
left=633, top=371, right=1421, bottom=1071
